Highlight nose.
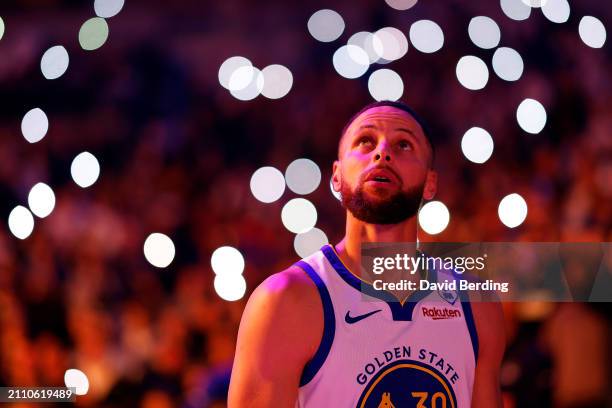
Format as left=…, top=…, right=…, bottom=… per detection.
left=374, top=153, right=391, bottom=162
left=374, top=147, right=391, bottom=162
left=374, top=138, right=391, bottom=162
left=374, top=139, right=392, bottom=162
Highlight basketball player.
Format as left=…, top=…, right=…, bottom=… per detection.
left=228, top=101, right=505, bottom=407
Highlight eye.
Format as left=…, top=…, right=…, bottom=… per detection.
left=357, top=136, right=374, bottom=148
left=398, top=140, right=413, bottom=151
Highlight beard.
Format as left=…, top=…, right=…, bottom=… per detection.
left=340, top=179, right=425, bottom=225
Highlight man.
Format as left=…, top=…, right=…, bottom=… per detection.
left=228, top=101, right=505, bottom=407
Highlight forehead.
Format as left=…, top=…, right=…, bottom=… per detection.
left=339, top=106, right=426, bottom=153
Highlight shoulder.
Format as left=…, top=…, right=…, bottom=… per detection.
left=238, top=264, right=324, bottom=359
left=229, top=265, right=325, bottom=406
left=249, top=264, right=322, bottom=313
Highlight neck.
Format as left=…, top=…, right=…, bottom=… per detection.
left=335, top=212, right=418, bottom=277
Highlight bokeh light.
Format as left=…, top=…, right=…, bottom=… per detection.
left=348, top=31, right=383, bottom=64
left=333, top=45, right=369, bottom=79
left=21, top=108, right=49, bottom=143
left=281, top=198, right=317, bottom=233
left=218, top=56, right=252, bottom=89
left=8, top=205, right=35, bottom=240
left=71, top=151, right=101, bottom=188
left=27, top=182, right=56, bottom=218
left=516, top=98, right=547, bottom=134
left=541, top=0, right=570, bottom=23
left=227, top=64, right=255, bottom=91
left=64, top=369, right=89, bottom=395
left=307, top=9, right=344, bottom=42
left=374, top=27, right=408, bottom=61
left=94, top=0, right=125, bottom=18
left=500, top=0, right=532, bottom=21
left=418, top=201, right=450, bottom=235
left=0, top=17, right=4, bottom=41
left=211, top=246, right=245, bottom=277
left=285, top=158, right=321, bottom=195
left=409, top=20, right=444, bottom=53
left=385, top=0, right=418, bottom=11
left=492, top=47, right=524, bottom=81
left=456, top=56, right=489, bottom=90
left=330, top=178, right=341, bottom=201
left=261, top=64, right=293, bottom=99
left=579, top=16, right=606, bottom=48
left=250, top=166, right=285, bottom=203
left=214, top=274, right=247, bottom=301
left=294, top=227, right=329, bottom=258
left=229, top=66, right=264, bottom=101
left=78, top=17, right=109, bottom=51
left=40, top=45, right=69, bottom=80
left=461, top=127, right=494, bottom=164
left=368, top=69, right=404, bottom=101
left=143, top=233, right=175, bottom=268
left=498, top=193, right=528, bottom=228
left=468, top=16, right=501, bottom=49
left=521, top=0, right=547, bottom=7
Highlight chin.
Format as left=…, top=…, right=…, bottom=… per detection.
left=363, top=185, right=397, bottom=199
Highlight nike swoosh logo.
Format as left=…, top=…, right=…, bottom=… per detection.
left=345, top=309, right=382, bottom=324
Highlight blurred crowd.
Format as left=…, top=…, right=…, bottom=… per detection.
left=0, top=0, right=610, bottom=407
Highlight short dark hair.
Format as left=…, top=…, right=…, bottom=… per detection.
left=340, top=100, right=435, bottom=167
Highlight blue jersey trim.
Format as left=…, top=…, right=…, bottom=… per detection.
left=296, top=260, right=336, bottom=387
left=321, top=245, right=435, bottom=321
left=459, top=291, right=479, bottom=362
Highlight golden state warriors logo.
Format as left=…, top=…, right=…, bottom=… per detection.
left=357, top=360, right=457, bottom=408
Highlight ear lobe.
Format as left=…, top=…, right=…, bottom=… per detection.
left=422, top=170, right=437, bottom=200
left=332, top=161, right=342, bottom=192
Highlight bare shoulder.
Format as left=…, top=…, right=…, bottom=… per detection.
left=237, top=264, right=324, bottom=360
left=249, top=265, right=322, bottom=315
left=229, top=266, right=324, bottom=406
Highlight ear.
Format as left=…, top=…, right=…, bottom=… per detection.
left=422, top=170, right=437, bottom=200
left=332, top=160, right=342, bottom=192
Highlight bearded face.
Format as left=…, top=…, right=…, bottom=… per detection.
left=340, top=175, right=426, bottom=224
left=333, top=106, right=436, bottom=226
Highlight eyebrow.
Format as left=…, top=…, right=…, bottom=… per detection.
left=357, top=124, right=418, bottom=138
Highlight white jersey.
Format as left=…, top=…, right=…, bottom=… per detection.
left=295, top=245, right=478, bottom=408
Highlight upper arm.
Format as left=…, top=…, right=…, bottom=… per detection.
left=470, top=301, right=506, bottom=408
left=228, top=267, right=322, bottom=408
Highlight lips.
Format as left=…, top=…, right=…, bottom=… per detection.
left=364, top=168, right=399, bottom=185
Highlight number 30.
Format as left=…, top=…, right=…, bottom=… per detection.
left=412, top=391, right=447, bottom=408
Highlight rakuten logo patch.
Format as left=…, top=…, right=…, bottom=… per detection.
left=422, top=306, right=462, bottom=320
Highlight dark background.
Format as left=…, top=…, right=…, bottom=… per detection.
left=0, top=0, right=610, bottom=407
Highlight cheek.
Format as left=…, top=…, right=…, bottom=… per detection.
left=340, top=156, right=368, bottom=187
left=397, top=160, right=428, bottom=186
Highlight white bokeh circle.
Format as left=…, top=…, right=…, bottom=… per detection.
left=456, top=56, right=489, bottom=90
left=285, top=158, right=321, bottom=195
left=64, top=369, right=89, bottom=395
left=516, top=98, right=547, bottom=134
left=461, top=127, right=494, bottom=164
left=294, top=227, right=329, bottom=258
left=281, top=198, right=317, bottom=234
left=28, top=182, right=56, bottom=218
left=498, top=193, right=528, bottom=228
left=211, top=246, right=245, bottom=277
left=418, top=201, right=450, bottom=235
left=21, top=108, right=49, bottom=143
left=250, top=166, right=286, bottom=203
left=71, top=152, right=100, bottom=188
left=8, top=206, right=35, bottom=240
left=143, top=233, right=175, bottom=268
